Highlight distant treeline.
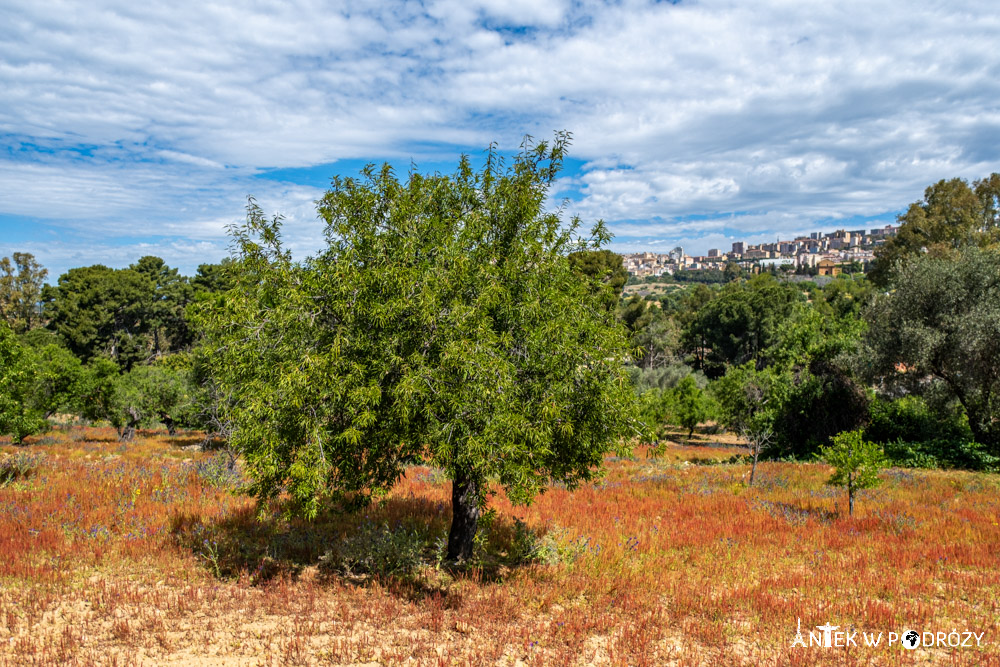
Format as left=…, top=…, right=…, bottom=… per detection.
left=2, top=171, right=1000, bottom=476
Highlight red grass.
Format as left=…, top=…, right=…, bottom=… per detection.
left=0, top=426, right=998, bottom=665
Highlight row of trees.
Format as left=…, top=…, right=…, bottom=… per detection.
left=0, top=254, right=233, bottom=443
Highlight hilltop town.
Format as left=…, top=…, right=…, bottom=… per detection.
left=622, top=224, right=899, bottom=277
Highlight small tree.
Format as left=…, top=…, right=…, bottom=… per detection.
left=672, top=375, right=710, bottom=440
left=713, top=363, right=787, bottom=486
left=197, top=135, right=640, bottom=562
left=821, top=429, right=884, bottom=516
left=0, top=324, right=47, bottom=443
left=81, top=361, right=192, bottom=441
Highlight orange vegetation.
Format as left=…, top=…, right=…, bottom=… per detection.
left=0, top=426, right=998, bottom=665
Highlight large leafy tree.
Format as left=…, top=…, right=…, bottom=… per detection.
left=0, top=252, right=48, bottom=333
left=870, top=173, right=1000, bottom=286
left=131, top=256, right=195, bottom=355
left=197, top=136, right=639, bottom=561
left=43, top=265, right=155, bottom=368
left=863, top=246, right=1000, bottom=455
left=685, top=274, right=801, bottom=377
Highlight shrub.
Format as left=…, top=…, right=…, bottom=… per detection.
left=193, top=452, right=244, bottom=489
left=0, top=451, right=45, bottom=486
left=321, top=520, right=430, bottom=577
left=821, top=429, right=885, bottom=516
left=866, top=395, right=970, bottom=445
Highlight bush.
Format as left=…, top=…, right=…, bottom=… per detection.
left=321, top=520, right=430, bottom=577
left=882, top=437, right=999, bottom=471
left=865, top=397, right=995, bottom=470
left=193, top=452, right=244, bottom=489
left=866, top=395, right=970, bottom=445
left=0, top=451, right=45, bottom=486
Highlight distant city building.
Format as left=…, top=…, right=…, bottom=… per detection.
left=618, top=224, right=890, bottom=279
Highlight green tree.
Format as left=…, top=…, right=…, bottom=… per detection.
left=191, top=260, right=234, bottom=296
left=568, top=249, right=628, bottom=311
left=638, top=388, right=675, bottom=444
left=81, top=362, right=193, bottom=441
left=821, top=429, right=884, bottom=516
left=196, top=136, right=639, bottom=561
left=686, top=274, right=801, bottom=377
left=131, top=256, right=195, bottom=355
left=870, top=174, right=1000, bottom=286
left=765, top=307, right=870, bottom=458
left=672, top=375, right=710, bottom=439
left=44, top=265, right=155, bottom=368
left=863, top=246, right=1000, bottom=456
left=723, top=262, right=743, bottom=283
left=0, top=324, right=47, bottom=443
left=25, top=344, right=87, bottom=419
left=713, top=363, right=788, bottom=486
left=0, top=252, right=48, bottom=333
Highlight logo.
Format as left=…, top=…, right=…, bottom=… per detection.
left=790, top=618, right=985, bottom=650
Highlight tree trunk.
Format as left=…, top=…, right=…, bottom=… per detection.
left=119, top=423, right=136, bottom=442
left=748, top=449, right=758, bottom=487
left=446, top=469, right=480, bottom=563
left=848, top=475, right=855, bottom=516
left=160, top=413, right=176, bottom=436
left=119, top=408, right=140, bottom=442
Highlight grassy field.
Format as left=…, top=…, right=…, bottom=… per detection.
left=1, top=426, right=998, bottom=665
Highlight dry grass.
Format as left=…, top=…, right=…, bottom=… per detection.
left=1, top=426, right=998, bottom=665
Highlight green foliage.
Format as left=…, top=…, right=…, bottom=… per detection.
left=713, top=362, right=789, bottom=485
left=863, top=246, right=1000, bottom=455
left=638, top=388, right=675, bottom=440
left=0, top=451, right=45, bottom=486
left=43, top=265, right=155, bottom=368
left=865, top=396, right=997, bottom=470
left=870, top=173, right=1000, bottom=286
left=673, top=375, right=711, bottom=438
left=764, top=307, right=870, bottom=458
left=866, top=395, right=971, bottom=448
left=25, top=343, right=87, bottom=418
left=80, top=361, right=194, bottom=440
left=0, top=252, right=48, bottom=333
left=322, top=520, right=431, bottom=577
left=666, top=268, right=726, bottom=284
left=131, top=256, right=195, bottom=354
left=723, top=262, right=743, bottom=283
left=0, top=323, right=47, bottom=443
left=191, top=260, right=235, bottom=295
left=568, top=249, right=627, bottom=311
left=821, top=429, right=885, bottom=516
left=196, top=135, right=639, bottom=561
left=685, top=273, right=802, bottom=378
left=771, top=362, right=870, bottom=458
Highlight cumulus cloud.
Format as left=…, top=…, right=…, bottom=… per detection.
left=1, top=0, right=999, bottom=274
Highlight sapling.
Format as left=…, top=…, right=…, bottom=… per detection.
left=821, top=429, right=884, bottom=516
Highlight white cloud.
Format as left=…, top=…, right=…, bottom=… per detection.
left=1, top=0, right=999, bottom=272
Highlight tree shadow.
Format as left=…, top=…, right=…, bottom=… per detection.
left=170, top=494, right=546, bottom=601
left=165, top=433, right=210, bottom=449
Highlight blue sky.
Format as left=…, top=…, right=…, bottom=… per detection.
left=2, top=0, right=998, bottom=278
